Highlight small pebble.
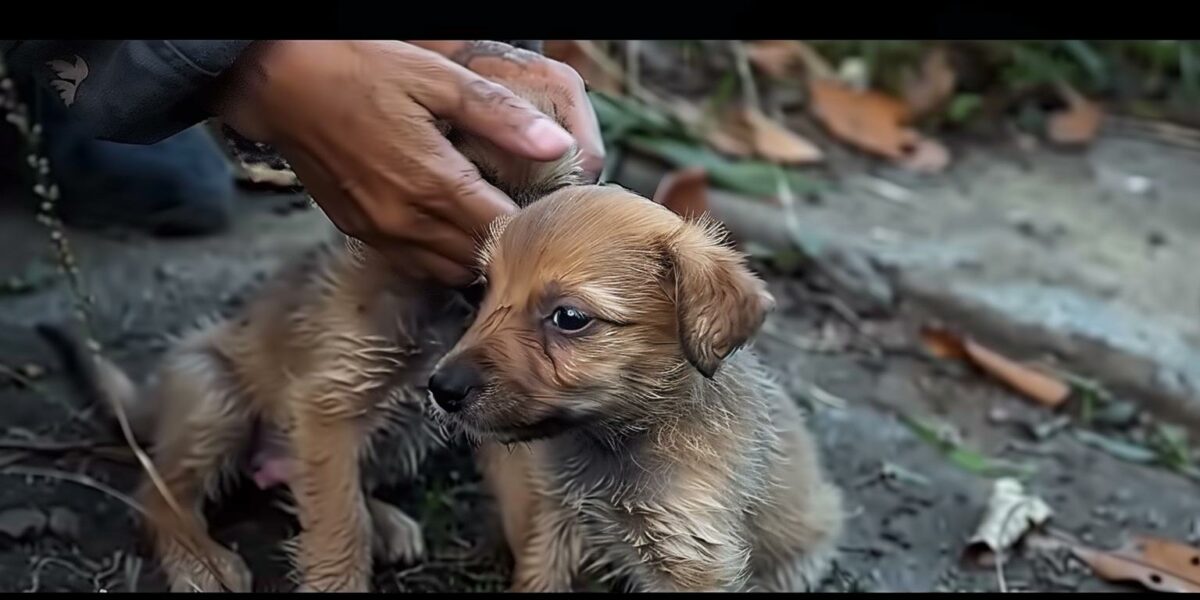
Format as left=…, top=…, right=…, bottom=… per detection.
left=1186, top=517, right=1200, bottom=544
left=18, top=363, right=43, bottom=379
left=47, top=506, right=80, bottom=541
left=987, top=406, right=1011, bottom=424
left=1145, top=509, right=1165, bottom=530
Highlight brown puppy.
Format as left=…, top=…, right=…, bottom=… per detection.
left=39, top=85, right=583, bottom=592
left=429, top=186, right=845, bottom=592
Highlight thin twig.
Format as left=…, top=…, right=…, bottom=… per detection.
left=730, top=40, right=762, bottom=110
left=0, top=363, right=37, bottom=388
left=25, top=555, right=98, bottom=592
left=624, top=40, right=641, bottom=94
left=1, top=465, right=146, bottom=516
left=0, top=438, right=135, bottom=464
left=0, top=437, right=101, bottom=452
left=995, top=549, right=1009, bottom=593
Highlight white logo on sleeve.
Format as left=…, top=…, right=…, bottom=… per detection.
left=46, top=55, right=88, bottom=107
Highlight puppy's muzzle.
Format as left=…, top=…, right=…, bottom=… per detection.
left=428, top=356, right=483, bottom=413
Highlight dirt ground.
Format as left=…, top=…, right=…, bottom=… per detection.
left=0, top=144, right=1197, bottom=592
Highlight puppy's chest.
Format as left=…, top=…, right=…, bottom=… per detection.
left=357, top=293, right=474, bottom=486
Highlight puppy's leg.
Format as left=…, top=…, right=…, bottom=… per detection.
left=288, top=409, right=373, bottom=592
left=476, top=441, right=536, bottom=558
left=138, top=353, right=254, bottom=592
left=750, top=425, right=845, bottom=592
left=511, top=491, right=583, bottom=592
left=368, top=498, right=425, bottom=566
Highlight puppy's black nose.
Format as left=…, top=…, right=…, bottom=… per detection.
left=428, top=359, right=483, bottom=412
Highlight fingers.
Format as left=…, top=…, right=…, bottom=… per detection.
left=549, top=63, right=606, bottom=183
left=562, top=97, right=606, bottom=183
left=414, top=120, right=520, bottom=235
left=381, top=243, right=476, bottom=288
left=406, top=53, right=575, bottom=162
left=281, top=141, right=480, bottom=287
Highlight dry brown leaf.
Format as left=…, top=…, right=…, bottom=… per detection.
left=902, top=47, right=957, bottom=119
left=653, top=167, right=709, bottom=219
left=809, top=78, right=917, bottom=159
left=746, top=40, right=833, bottom=80
left=544, top=40, right=623, bottom=95
left=709, top=106, right=823, bottom=164
left=918, top=325, right=1070, bottom=407
left=705, top=128, right=754, bottom=158
left=964, top=340, right=1070, bottom=408
left=897, top=136, right=952, bottom=174
left=1072, top=535, right=1200, bottom=593
left=964, top=478, right=1053, bottom=562
left=1047, top=82, right=1103, bottom=146
left=919, top=325, right=968, bottom=359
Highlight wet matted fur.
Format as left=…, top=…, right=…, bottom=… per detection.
left=432, top=186, right=846, bottom=592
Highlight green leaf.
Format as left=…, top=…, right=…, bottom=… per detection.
left=1062, top=40, right=1110, bottom=89
left=901, top=414, right=1034, bottom=478
left=626, top=135, right=824, bottom=198
left=589, top=91, right=684, bottom=141
left=946, top=94, right=983, bottom=124
left=1149, top=423, right=1191, bottom=470
left=1073, top=429, right=1158, bottom=464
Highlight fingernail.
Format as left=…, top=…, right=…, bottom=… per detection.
left=525, top=119, right=574, bottom=156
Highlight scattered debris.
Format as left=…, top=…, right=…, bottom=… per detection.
left=745, top=40, right=832, bottom=80
left=235, top=163, right=300, bottom=190
left=902, top=414, right=1033, bottom=478
left=896, top=137, right=952, bottom=174
left=1047, top=82, right=1104, bottom=146
left=707, top=106, right=823, bottom=165
left=544, top=40, right=623, bottom=95
left=1071, top=535, right=1200, bottom=593
left=1073, top=429, right=1158, bottom=464
left=965, top=478, right=1053, bottom=563
left=1025, top=415, right=1072, bottom=441
left=0, top=507, right=47, bottom=539
left=652, top=167, right=709, bottom=219
left=853, top=174, right=916, bottom=206
left=919, top=325, right=1070, bottom=408
left=47, top=507, right=81, bottom=541
left=0, top=505, right=80, bottom=541
left=901, top=47, right=957, bottom=119
left=808, top=77, right=916, bottom=160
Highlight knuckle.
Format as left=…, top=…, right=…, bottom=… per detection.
left=367, top=206, right=417, bottom=239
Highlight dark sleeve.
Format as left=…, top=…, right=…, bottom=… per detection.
left=2, top=40, right=251, bottom=144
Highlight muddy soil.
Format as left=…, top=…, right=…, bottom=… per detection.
left=0, top=170, right=1196, bottom=592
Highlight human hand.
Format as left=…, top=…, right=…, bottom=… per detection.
left=411, top=40, right=605, bottom=181
left=215, top=40, right=580, bottom=286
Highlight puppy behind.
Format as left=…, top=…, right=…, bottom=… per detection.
left=430, top=185, right=845, bottom=592
left=39, top=80, right=584, bottom=592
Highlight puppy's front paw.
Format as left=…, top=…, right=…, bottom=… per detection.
left=165, top=547, right=252, bottom=593
left=369, top=499, right=426, bottom=565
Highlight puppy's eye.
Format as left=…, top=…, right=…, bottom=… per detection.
left=549, top=306, right=593, bottom=332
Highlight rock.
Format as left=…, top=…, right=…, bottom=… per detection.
left=0, top=507, right=46, bottom=539
left=47, top=507, right=80, bottom=541
left=815, top=246, right=895, bottom=316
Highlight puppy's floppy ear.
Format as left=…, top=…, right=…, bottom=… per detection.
left=663, top=218, right=776, bottom=378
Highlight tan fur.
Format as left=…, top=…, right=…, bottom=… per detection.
left=433, top=187, right=845, bottom=592
left=43, top=88, right=583, bottom=592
